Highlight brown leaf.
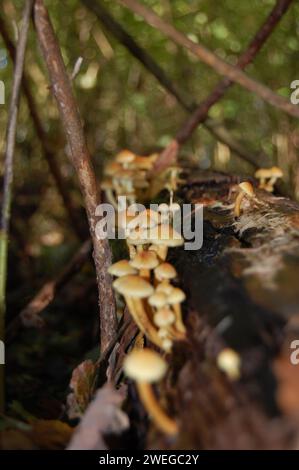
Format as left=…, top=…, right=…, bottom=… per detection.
left=67, top=383, right=129, bottom=450
left=67, top=359, right=96, bottom=419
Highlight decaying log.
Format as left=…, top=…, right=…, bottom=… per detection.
left=130, top=173, right=299, bottom=449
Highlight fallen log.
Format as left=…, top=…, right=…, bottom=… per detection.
left=142, top=171, right=299, bottom=449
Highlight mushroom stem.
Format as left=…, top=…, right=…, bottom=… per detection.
left=136, top=381, right=178, bottom=436
left=125, top=296, right=163, bottom=348
left=139, top=268, right=150, bottom=280
left=233, top=191, right=245, bottom=217
left=156, top=245, right=168, bottom=261
left=173, top=304, right=186, bottom=335
left=104, top=188, right=118, bottom=210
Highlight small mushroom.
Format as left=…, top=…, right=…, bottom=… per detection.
left=154, top=306, right=175, bottom=329
left=130, top=250, right=159, bottom=279
left=113, top=275, right=161, bottom=347
left=234, top=181, right=255, bottom=217
left=266, top=166, right=283, bottom=192
left=254, top=168, right=272, bottom=188
left=217, top=348, right=241, bottom=381
left=115, top=149, right=136, bottom=169
left=148, top=292, right=168, bottom=310
left=108, top=259, right=138, bottom=277
left=154, top=262, right=177, bottom=282
left=123, top=348, right=178, bottom=435
left=156, top=280, right=174, bottom=296
left=150, top=224, right=184, bottom=261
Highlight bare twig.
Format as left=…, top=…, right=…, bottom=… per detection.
left=0, top=14, right=85, bottom=240
left=118, top=0, right=298, bottom=119
left=34, top=0, right=117, bottom=352
left=155, top=0, right=294, bottom=171
left=6, top=240, right=92, bottom=341
left=0, top=0, right=34, bottom=412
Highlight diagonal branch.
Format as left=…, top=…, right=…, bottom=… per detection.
left=34, top=0, right=117, bottom=352
left=0, top=14, right=85, bottom=240
left=156, top=0, right=294, bottom=171
left=0, top=0, right=34, bottom=414
left=82, top=0, right=267, bottom=167
left=117, top=0, right=299, bottom=119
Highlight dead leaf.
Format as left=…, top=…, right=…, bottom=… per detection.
left=67, top=383, right=129, bottom=450
left=273, top=353, right=299, bottom=416
left=67, top=359, right=96, bottom=419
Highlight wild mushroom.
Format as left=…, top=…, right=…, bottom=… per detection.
left=150, top=224, right=184, bottom=261
left=233, top=181, right=255, bottom=217
left=154, top=262, right=177, bottom=283
left=108, top=259, right=138, bottom=277
left=217, top=347, right=241, bottom=381
left=115, top=149, right=136, bottom=169
left=123, top=348, right=178, bottom=435
left=130, top=250, right=159, bottom=280
left=113, top=275, right=161, bottom=347
left=167, top=287, right=186, bottom=335
left=148, top=292, right=168, bottom=310
left=156, top=280, right=174, bottom=296
left=154, top=306, right=175, bottom=329
left=266, top=166, right=283, bottom=192
left=254, top=168, right=272, bottom=189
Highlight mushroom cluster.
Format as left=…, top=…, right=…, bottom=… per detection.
left=103, top=149, right=158, bottom=208
left=234, top=181, right=255, bottom=217
left=104, top=150, right=188, bottom=436
left=254, top=166, right=283, bottom=192
left=109, top=207, right=186, bottom=352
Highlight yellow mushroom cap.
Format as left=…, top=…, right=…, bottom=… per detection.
left=108, top=259, right=137, bottom=277
left=167, top=287, right=186, bottom=304
left=115, top=149, right=136, bottom=165
left=113, top=275, right=154, bottom=298
left=217, top=348, right=241, bottom=381
left=123, top=348, right=167, bottom=383
left=131, top=155, right=155, bottom=171
left=105, top=161, right=122, bottom=176
left=130, top=250, right=159, bottom=270
left=156, top=281, right=174, bottom=296
left=254, top=168, right=272, bottom=179
left=238, top=181, right=254, bottom=197
left=270, top=166, right=283, bottom=177
left=148, top=292, right=168, bottom=308
left=154, top=262, right=177, bottom=281
left=154, top=307, right=175, bottom=328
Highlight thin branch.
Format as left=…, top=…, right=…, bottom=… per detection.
left=118, top=0, right=299, bottom=119
left=82, top=0, right=266, bottom=167
left=0, top=0, right=34, bottom=413
left=34, top=0, right=117, bottom=352
left=0, top=14, right=85, bottom=240
left=7, top=240, right=92, bottom=341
